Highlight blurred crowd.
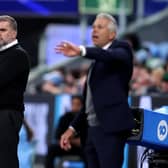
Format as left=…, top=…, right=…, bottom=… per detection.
left=34, top=62, right=90, bottom=95
left=27, top=32, right=168, bottom=97
left=123, top=33, right=168, bottom=96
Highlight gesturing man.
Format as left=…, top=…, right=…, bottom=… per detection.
left=56, top=13, right=135, bottom=168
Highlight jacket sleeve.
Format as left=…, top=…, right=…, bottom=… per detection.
left=70, top=108, right=87, bottom=135
left=85, top=43, right=133, bottom=65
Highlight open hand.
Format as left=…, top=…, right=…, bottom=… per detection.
left=55, top=41, right=81, bottom=57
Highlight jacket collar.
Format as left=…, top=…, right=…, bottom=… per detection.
left=0, top=39, right=18, bottom=52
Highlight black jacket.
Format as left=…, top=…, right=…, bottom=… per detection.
left=0, top=44, right=30, bottom=112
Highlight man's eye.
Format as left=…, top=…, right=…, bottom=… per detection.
left=97, top=26, right=103, bottom=29
left=92, top=25, right=103, bottom=30
left=0, top=29, right=6, bottom=31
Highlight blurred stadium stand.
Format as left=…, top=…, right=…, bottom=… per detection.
left=126, top=7, right=168, bottom=42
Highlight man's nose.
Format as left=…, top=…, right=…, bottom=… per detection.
left=92, top=28, right=98, bottom=34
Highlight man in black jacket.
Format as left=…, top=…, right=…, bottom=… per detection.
left=56, top=13, right=135, bottom=168
left=45, top=95, right=84, bottom=168
left=0, top=15, right=30, bottom=167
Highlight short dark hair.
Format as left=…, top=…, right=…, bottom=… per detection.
left=122, top=33, right=141, bottom=51
left=0, top=15, right=17, bottom=32
left=71, top=94, right=83, bottom=103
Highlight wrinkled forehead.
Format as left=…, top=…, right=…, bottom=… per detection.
left=0, top=20, right=11, bottom=27
left=0, top=21, right=15, bottom=33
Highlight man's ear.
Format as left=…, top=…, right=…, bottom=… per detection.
left=109, top=31, right=116, bottom=41
left=11, top=30, right=17, bottom=39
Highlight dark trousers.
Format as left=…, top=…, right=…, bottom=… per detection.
left=45, top=143, right=83, bottom=168
left=0, top=109, right=23, bottom=168
left=84, top=126, right=128, bottom=168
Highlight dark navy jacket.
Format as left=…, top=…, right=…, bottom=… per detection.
left=71, top=40, right=135, bottom=144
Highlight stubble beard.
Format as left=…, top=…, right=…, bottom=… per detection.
left=0, top=40, right=7, bottom=48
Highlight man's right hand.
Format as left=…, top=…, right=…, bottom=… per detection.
left=60, top=127, right=75, bottom=151
left=55, top=41, right=81, bottom=57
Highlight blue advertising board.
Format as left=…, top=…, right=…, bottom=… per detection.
left=128, top=107, right=168, bottom=149
left=143, top=108, right=168, bottom=148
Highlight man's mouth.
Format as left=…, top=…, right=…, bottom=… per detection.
left=92, top=35, right=98, bottom=40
